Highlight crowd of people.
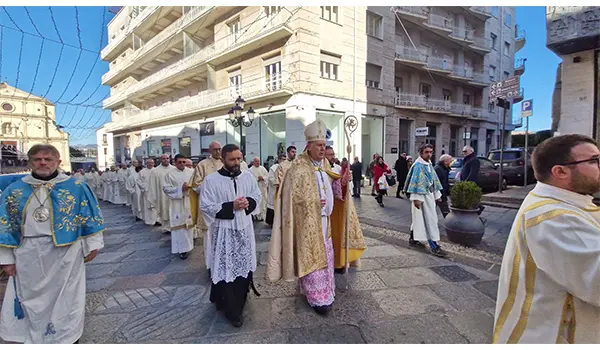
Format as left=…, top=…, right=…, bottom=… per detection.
left=0, top=130, right=599, bottom=343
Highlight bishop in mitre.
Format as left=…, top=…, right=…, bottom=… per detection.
left=249, top=157, right=269, bottom=221
left=199, top=144, right=261, bottom=328
left=324, top=146, right=366, bottom=273
left=137, top=159, right=159, bottom=226
left=267, top=120, right=337, bottom=315
left=163, top=154, right=195, bottom=260
left=190, top=141, right=223, bottom=271
left=147, top=154, right=175, bottom=233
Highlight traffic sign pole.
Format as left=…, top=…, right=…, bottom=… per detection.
left=524, top=116, right=529, bottom=186
left=498, top=99, right=508, bottom=193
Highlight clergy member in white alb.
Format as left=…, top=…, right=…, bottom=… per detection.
left=249, top=156, right=268, bottom=221
left=126, top=165, right=143, bottom=221
left=163, top=154, right=195, bottom=260
left=0, top=144, right=105, bottom=344
left=101, top=168, right=112, bottom=202
left=265, top=154, right=286, bottom=226
left=147, top=154, right=175, bottom=232
left=137, top=159, right=159, bottom=226
left=199, top=144, right=262, bottom=328
left=113, top=164, right=128, bottom=206
left=73, top=169, right=85, bottom=182
left=494, top=134, right=600, bottom=344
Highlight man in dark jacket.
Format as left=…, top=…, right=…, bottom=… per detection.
left=394, top=153, right=409, bottom=198
left=460, top=146, right=479, bottom=183
left=434, top=154, right=454, bottom=217
left=350, top=157, right=363, bottom=197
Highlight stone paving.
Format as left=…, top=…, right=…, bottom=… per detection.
left=353, top=192, right=517, bottom=255
left=77, top=202, right=500, bottom=344
left=0, top=200, right=504, bottom=344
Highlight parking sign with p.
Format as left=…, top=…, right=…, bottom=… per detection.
left=521, top=99, right=533, bottom=118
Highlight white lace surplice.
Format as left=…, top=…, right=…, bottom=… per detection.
left=199, top=171, right=261, bottom=284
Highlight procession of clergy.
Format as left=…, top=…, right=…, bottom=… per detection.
left=2, top=120, right=599, bottom=343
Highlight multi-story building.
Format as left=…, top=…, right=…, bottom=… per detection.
left=546, top=6, right=600, bottom=141
left=99, top=6, right=524, bottom=168
left=0, top=82, right=71, bottom=173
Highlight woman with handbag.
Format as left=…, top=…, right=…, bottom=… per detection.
left=372, top=156, right=392, bottom=207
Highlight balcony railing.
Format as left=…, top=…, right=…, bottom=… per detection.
left=395, top=92, right=426, bottom=108
left=394, top=45, right=427, bottom=63
left=102, top=6, right=160, bottom=59
left=471, top=71, right=489, bottom=84
left=451, top=103, right=472, bottom=116
left=102, top=6, right=213, bottom=84
left=393, top=6, right=426, bottom=17
left=514, top=58, right=526, bottom=71
left=426, top=13, right=453, bottom=31
left=471, top=107, right=485, bottom=118
left=512, top=116, right=523, bottom=126
left=427, top=98, right=452, bottom=112
left=470, top=36, right=492, bottom=50
left=515, top=25, right=526, bottom=40
left=451, top=65, right=474, bottom=79
left=108, top=72, right=293, bottom=131
left=469, top=6, right=492, bottom=16
left=450, top=27, right=474, bottom=42
left=104, top=10, right=293, bottom=107
left=427, top=56, right=453, bottom=72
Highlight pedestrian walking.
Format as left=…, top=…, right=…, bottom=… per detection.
left=494, top=134, right=600, bottom=344
left=373, top=156, right=392, bottom=207
left=367, top=153, right=379, bottom=196
left=460, top=146, right=479, bottom=183
left=404, top=144, right=447, bottom=257
left=394, top=153, right=409, bottom=198
left=0, top=144, right=105, bottom=343
left=350, top=156, right=362, bottom=197
left=434, top=154, right=453, bottom=218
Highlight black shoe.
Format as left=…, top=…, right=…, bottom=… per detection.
left=409, top=238, right=426, bottom=248
left=334, top=268, right=346, bottom=274
left=179, top=252, right=188, bottom=260
left=229, top=315, right=244, bottom=328
left=154, top=222, right=162, bottom=227
left=135, top=217, right=141, bottom=222
left=379, top=202, right=384, bottom=207
left=312, top=305, right=331, bottom=315
left=431, top=247, right=448, bottom=258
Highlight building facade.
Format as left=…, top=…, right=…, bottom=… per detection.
left=0, top=82, right=71, bottom=173
left=546, top=6, right=600, bottom=141
left=99, top=6, right=524, bottom=168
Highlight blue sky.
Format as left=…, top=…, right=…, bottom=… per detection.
left=0, top=6, right=559, bottom=145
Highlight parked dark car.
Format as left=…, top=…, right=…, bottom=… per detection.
left=487, top=148, right=535, bottom=186
left=449, top=157, right=507, bottom=192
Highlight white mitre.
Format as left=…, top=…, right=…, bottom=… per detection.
left=304, top=120, right=328, bottom=142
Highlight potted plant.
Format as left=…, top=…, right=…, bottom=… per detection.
left=444, top=181, right=485, bottom=247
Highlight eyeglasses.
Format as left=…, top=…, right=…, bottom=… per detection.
left=559, top=157, right=600, bottom=167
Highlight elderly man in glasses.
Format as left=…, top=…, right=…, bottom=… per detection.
left=460, top=146, right=479, bottom=184
left=493, top=134, right=600, bottom=344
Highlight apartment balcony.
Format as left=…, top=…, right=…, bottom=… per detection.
left=513, top=88, right=525, bottom=103
left=450, top=103, right=473, bottom=117
left=471, top=107, right=485, bottom=119
left=103, top=11, right=294, bottom=109
left=466, top=6, right=493, bottom=20
left=470, top=71, right=489, bottom=86
left=469, top=36, right=492, bottom=54
left=392, top=6, right=427, bottom=19
left=394, top=45, right=427, bottom=65
left=102, top=6, right=215, bottom=86
left=449, top=65, right=474, bottom=81
left=515, top=25, right=526, bottom=52
left=394, top=93, right=451, bottom=114
left=426, top=56, right=453, bottom=74
left=424, top=13, right=453, bottom=34
left=105, top=72, right=294, bottom=133
left=102, top=6, right=162, bottom=61
left=514, top=58, right=526, bottom=76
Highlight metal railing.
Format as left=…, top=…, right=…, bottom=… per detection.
left=108, top=71, right=293, bottom=131
left=451, top=65, right=474, bottom=79
left=102, top=6, right=161, bottom=59
left=451, top=103, right=473, bottom=115
left=515, top=25, right=526, bottom=40
left=427, top=98, right=452, bottom=112
left=104, top=10, right=293, bottom=107
left=427, top=56, right=453, bottom=71
left=394, top=45, right=427, bottom=63
left=471, top=71, right=489, bottom=84
left=102, top=6, right=213, bottom=84
left=514, top=58, right=526, bottom=71
left=450, top=26, right=474, bottom=41
left=393, top=6, right=426, bottom=17
left=470, top=36, right=492, bottom=50
left=426, top=13, right=453, bottom=30
left=395, top=92, right=427, bottom=108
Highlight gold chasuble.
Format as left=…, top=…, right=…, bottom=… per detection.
left=189, top=157, right=223, bottom=231
left=325, top=167, right=366, bottom=269
left=267, top=152, right=330, bottom=281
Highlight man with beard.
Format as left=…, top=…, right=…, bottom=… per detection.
left=404, top=144, right=447, bottom=257
left=494, top=134, right=600, bottom=344
left=394, top=153, right=409, bottom=198
left=273, top=146, right=296, bottom=197
left=199, top=144, right=261, bottom=327
left=147, top=154, right=175, bottom=233
left=190, top=141, right=223, bottom=272
left=163, top=154, right=195, bottom=260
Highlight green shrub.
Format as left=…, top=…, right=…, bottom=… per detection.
left=450, top=181, right=482, bottom=210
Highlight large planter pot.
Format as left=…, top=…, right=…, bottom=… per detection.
left=444, top=207, right=485, bottom=247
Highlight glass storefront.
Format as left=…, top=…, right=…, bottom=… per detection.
left=260, top=111, right=286, bottom=163
left=316, top=110, right=345, bottom=158
left=361, top=115, right=384, bottom=167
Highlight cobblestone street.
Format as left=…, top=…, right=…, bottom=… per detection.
left=73, top=201, right=503, bottom=344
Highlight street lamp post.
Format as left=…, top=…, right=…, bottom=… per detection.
left=228, top=96, right=255, bottom=157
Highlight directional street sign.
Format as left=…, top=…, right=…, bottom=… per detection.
left=415, top=127, right=429, bottom=137
left=521, top=99, right=533, bottom=118
left=489, top=76, right=521, bottom=101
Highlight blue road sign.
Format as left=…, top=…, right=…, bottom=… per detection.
left=521, top=99, right=533, bottom=117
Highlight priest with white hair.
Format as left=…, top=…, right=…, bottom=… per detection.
left=248, top=156, right=269, bottom=221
